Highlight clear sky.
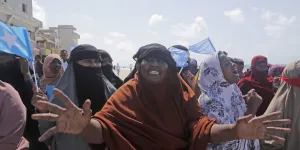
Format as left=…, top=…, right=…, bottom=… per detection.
left=33, top=0, right=299, bottom=65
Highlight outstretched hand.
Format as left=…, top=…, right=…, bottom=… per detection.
left=235, top=112, right=291, bottom=142
left=31, top=89, right=92, bottom=142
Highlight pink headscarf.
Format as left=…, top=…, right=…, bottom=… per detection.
left=41, top=54, right=64, bottom=90
left=0, top=81, right=27, bottom=150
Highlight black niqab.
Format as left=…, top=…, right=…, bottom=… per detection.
left=70, top=44, right=107, bottom=114
left=98, top=49, right=124, bottom=89
left=0, top=58, right=34, bottom=112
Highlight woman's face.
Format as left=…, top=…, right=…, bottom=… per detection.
left=219, top=53, right=239, bottom=84
left=272, top=68, right=283, bottom=77
left=101, top=58, right=113, bottom=68
left=138, top=57, right=168, bottom=84
left=76, top=59, right=101, bottom=68
left=49, top=58, right=62, bottom=74
left=255, top=61, right=268, bottom=72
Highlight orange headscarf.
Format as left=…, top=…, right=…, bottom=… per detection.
left=92, top=71, right=215, bottom=150
left=41, top=54, right=64, bottom=90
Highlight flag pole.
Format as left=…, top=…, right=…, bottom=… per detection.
left=192, top=66, right=201, bottom=90
left=31, top=61, right=38, bottom=92
left=179, top=67, right=184, bottom=74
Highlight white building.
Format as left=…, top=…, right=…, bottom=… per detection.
left=36, top=28, right=60, bottom=48
left=50, top=25, right=80, bottom=53
left=35, top=28, right=61, bottom=55
left=0, top=0, right=43, bottom=56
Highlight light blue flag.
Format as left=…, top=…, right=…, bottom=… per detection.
left=169, top=47, right=189, bottom=67
left=46, top=85, right=55, bottom=100
left=0, top=21, right=33, bottom=60
left=189, top=38, right=216, bottom=54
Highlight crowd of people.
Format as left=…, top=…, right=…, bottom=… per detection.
left=0, top=43, right=298, bottom=150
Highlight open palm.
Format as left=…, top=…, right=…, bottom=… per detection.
left=31, top=89, right=92, bottom=142
left=235, top=112, right=291, bottom=142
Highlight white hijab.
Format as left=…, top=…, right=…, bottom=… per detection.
left=198, top=53, right=259, bottom=150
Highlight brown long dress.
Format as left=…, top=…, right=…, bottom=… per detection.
left=92, top=72, right=215, bottom=150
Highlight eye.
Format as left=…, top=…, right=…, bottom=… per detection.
left=95, top=59, right=101, bottom=63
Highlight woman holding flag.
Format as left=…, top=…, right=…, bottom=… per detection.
left=0, top=52, right=49, bottom=150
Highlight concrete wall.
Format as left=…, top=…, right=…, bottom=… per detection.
left=0, top=0, right=42, bottom=30
left=0, top=0, right=42, bottom=50
left=1, top=0, right=33, bottom=16
left=56, top=26, right=79, bottom=53
left=58, top=28, right=74, bottom=52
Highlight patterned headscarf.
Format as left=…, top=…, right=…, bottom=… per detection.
left=198, top=53, right=259, bottom=150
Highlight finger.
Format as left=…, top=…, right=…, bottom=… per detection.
left=53, top=88, right=76, bottom=109
left=39, top=127, right=57, bottom=142
left=83, top=99, right=92, bottom=118
left=245, top=114, right=253, bottom=123
left=263, top=119, right=291, bottom=127
left=32, top=95, right=43, bottom=102
left=260, top=112, right=282, bottom=121
left=36, top=101, right=66, bottom=115
left=253, top=91, right=261, bottom=98
left=31, top=113, right=59, bottom=121
left=35, top=95, right=47, bottom=101
left=264, top=134, right=285, bottom=142
left=33, top=89, right=46, bottom=98
left=248, top=89, right=255, bottom=96
left=266, top=127, right=291, bottom=134
left=36, top=87, right=45, bottom=94
left=32, top=84, right=38, bottom=93
left=238, top=114, right=253, bottom=123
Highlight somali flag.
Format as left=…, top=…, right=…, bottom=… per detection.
left=169, top=47, right=189, bottom=67
left=189, top=38, right=216, bottom=54
left=0, top=21, right=33, bottom=60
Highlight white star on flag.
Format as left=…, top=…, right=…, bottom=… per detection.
left=0, top=30, right=18, bottom=49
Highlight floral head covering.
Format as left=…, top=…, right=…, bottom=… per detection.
left=198, top=53, right=259, bottom=150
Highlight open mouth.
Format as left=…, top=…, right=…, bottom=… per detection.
left=149, top=71, right=159, bottom=75
left=232, top=69, right=238, bottom=74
